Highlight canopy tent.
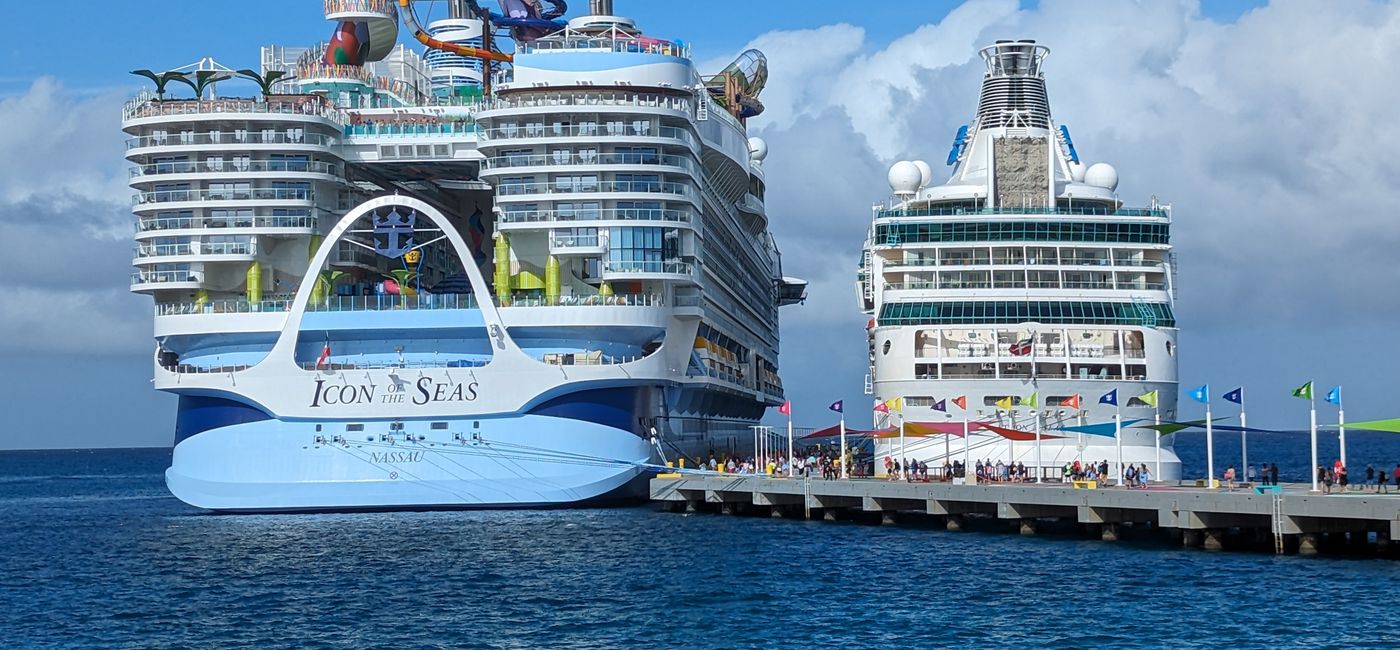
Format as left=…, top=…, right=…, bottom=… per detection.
left=1055, top=419, right=1143, bottom=438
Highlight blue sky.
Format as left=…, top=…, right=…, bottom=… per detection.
left=9, top=0, right=1391, bottom=451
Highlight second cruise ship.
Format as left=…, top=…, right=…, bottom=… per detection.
left=859, top=40, right=1181, bottom=480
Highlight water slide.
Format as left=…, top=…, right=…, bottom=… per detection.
left=323, top=0, right=402, bottom=65
left=493, top=0, right=568, bottom=43
left=397, top=0, right=514, bottom=63
left=706, top=49, right=768, bottom=119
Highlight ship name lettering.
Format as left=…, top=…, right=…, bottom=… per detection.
left=370, top=451, right=424, bottom=464
left=309, top=379, right=376, bottom=407
left=413, top=377, right=480, bottom=405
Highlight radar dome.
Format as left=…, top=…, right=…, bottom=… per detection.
left=912, top=160, right=933, bottom=188
left=887, top=161, right=922, bottom=195
left=1084, top=163, right=1119, bottom=191
left=747, top=137, right=768, bottom=162
left=1068, top=160, right=1087, bottom=182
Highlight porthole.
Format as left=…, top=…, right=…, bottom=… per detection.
left=882, top=340, right=892, bottom=355
left=1166, top=340, right=1175, bottom=356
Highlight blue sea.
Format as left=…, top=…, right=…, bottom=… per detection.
left=2, top=433, right=1399, bottom=648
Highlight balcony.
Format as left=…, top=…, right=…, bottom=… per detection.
left=133, top=188, right=316, bottom=208
left=130, top=160, right=342, bottom=178
left=137, top=215, right=317, bottom=234
left=343, top=121, right=477, bottom=138
left=134, top=241, right=255, bottom=260
left=482, top=152, right=697, bottom=174
left=126, top=131, right=338, bottom=150
left=496, top=180, right=693, bottom=200
left=601, top=259, right=694, bottom=279
left=480, top=92, right=692, bottom=114
left=131, top=270, right=200, bottom=289
left=478, top=124, right=695, bottom=148
left=122, top=96, right=343, bottom=123
left=497, top=207, right=692, bottom=226
left=875, top=205, right=1169, bottom=219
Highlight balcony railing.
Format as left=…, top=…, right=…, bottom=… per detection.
left=479, top=123, right=694, bottom=146
left=134, top=243, right=192, bottom=258
left=122, top=96, right=343, bottom=123
left=344, top=121, right=477, bottom=138
left=137, top=215, right=316, bottom=232
left=324, top=0, right=396, bottom=16
left=131, top=270, right=198, bottom=286
left=551, top=234, right=601, bottom=248
left=481, top=92, right=692, bottom=114
left=496, top=180, right=692, bottom=199
left=483, top=152, right=696, bottom=172
left=126, top=131, right=338, bottom=150
left=884, top=280, right=1165, bottom=291
left=518, top=35, right=690, bottom=58
left=498, top=207, right=692, bottom=224
left=130, top=160, right=342, bottom=178
left=602, top=260, right=693, bottom=275
left=876, top=206, right=1170, bottom=218
left=134, top=188, right=315, bottom=205
left=506, top=293, right=664, bottom=307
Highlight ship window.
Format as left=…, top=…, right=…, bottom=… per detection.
left=315, top=424, right=322, bottom=432
left=431, top=422, right=448, bottom=430
left=346, top=424, right=364, bottom=432
left=390, top=422, right=404, bottom=431
left=882, top=340, right=891, bottom=355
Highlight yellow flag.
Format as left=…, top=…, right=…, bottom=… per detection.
left=1026, top=392, right=1039, bottom=408
left=1138, top=390, right=1159, bottom=408
left=995, top=396, right=1013, bottom=410
left=885, top=397, right=903, bottom=412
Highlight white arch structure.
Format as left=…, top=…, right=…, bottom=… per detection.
left=261, top=194, right=528, bottom=368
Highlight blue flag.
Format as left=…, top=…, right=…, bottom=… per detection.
left=1222, top=387, right=1242, bottom=404
left=828, top=400, right=844, bottom=413
left=932, top=399, right=947, bottom=412
left=1188, top=384, right=1209, bottom=404
left=1325, top=386, right=1341, bottom=406
left=1099, top=389, right=1118, bottom=406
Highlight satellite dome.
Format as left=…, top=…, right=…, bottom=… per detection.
left=1084, top=163, right=1119, bottom=191
left=887, top=161, right=922, bottom=195
left=747, top=137, right=768, bottom=162
left=1068, top=160, right=1087, bottom=182
left=912, top=160, right=932, bottom=188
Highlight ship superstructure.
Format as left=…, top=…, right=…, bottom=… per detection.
left=860, top=40, right=1181, bottom=480
left=123, top=0, right=802, bottom=511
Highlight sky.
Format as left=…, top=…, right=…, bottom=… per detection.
left=9, top=0, right=1399, bottom=450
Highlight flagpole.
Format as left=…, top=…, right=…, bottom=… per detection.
left=962, top=416, right=972, bottom=484
left=839, top=415, right=848, bottom=479
left=898, top=410, right=906, bottom=480
left=1240, top=389, right=1248, bottom=482
left=1114, top=407, right=1123, bottom=487
left=1309, top=389, right=1319, bottom=492
left=787, top=411, right=794, bottom=478
left=1153, top=404, right=1161, bottom=482
left=1205, top=401, right=1215, bottom=490
left=1034, top=408, right=1043, bottom=483
left=1338, top=401, right=1347, bottom=472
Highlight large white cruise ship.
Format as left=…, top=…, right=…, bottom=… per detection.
left=123, top=0, right=802, bottom=511
left=859, top=40, right=1181, bottom=480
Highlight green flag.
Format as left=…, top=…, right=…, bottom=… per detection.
left=1026, top=391, right=1039, bottom=408
left=1291, top=381, right=1313, bottom=400
left=1138, top=390, right=1158, bottom=408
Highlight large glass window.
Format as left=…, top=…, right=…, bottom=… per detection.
left=607, top=226, right=680, bottom=272
left=877, top=301, right=1175, bottom=327
left=875, top=221, right=1169, bottom=245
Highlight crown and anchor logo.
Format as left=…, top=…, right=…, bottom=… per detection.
left=372, top=207, right=417, bottom=259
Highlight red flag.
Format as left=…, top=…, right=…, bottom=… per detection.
left=1009, top=336, right=1033, bottom=356
left=1060, top=394, right=1081, bottom=409
left=952, top=395, right=967, bottom=410
left=873, top=401, right=890, bottom=413
left=316, top=343, right=331, bottom=369
left=778, top=401, right=791, bottom=416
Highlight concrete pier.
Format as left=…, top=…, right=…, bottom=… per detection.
left=652, top=475, right=1400, bottom=556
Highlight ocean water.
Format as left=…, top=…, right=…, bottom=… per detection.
left=2, top=437, right=1399, bottom=649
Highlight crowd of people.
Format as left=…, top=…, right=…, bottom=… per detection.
left=1315, top=460, right=1400, bottom=494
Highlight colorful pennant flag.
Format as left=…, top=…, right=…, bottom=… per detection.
left=1099, top=389, right=1118, bottom=406
left=1010, top=336, right=1033, bottom=356
left=883, top=397, right=903, bottom=412
left=873, top=400, right=889, bottom=414
left=1292, top=381, right=1313, bottom=401
left=995, top=396, right=1014, bottom=410
left=1026, top=392, right=1039, bottom=408
left=1188, top=384, right=1209, bottom=404
left=1059, top=394, right=1081, bottom=409
left=316, top=343, right=331, bottom=369
left=829, top=400, right=843, bottom=413
left=1138, top=390, right=1159, bottom=408
left=778, top=401, right=791, bottom=416
left=952, top=395, right=967, bottom=410
left=932, top=398, right=947, bottom=412
left=1325, top=386, right=1341, bottom=406
left=1223, top=387, right=1242, bottom=404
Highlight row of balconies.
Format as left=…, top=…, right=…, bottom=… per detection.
left=133, top=188, right=316, bottom=206
left=136, top=214, right=317, bottom=234
left=126, top=131, right=339, bottom=151
left=129, top=160, right=342, bottom=179
left=495, top=180, right=695, bottom=201
left=481, top=152, right=698, bottom=175
left=477, top=123, right=695, bottom=148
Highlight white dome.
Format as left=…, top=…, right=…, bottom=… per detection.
left=747, top=137, right=768, bottom=162
left=887, top=161, right=922, bottom=195
left=1084, top=163, right=1119, bottom=191
left=1068, top=160, right=1087, bottom=182
left=912, top=160, right=932, bottom=188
